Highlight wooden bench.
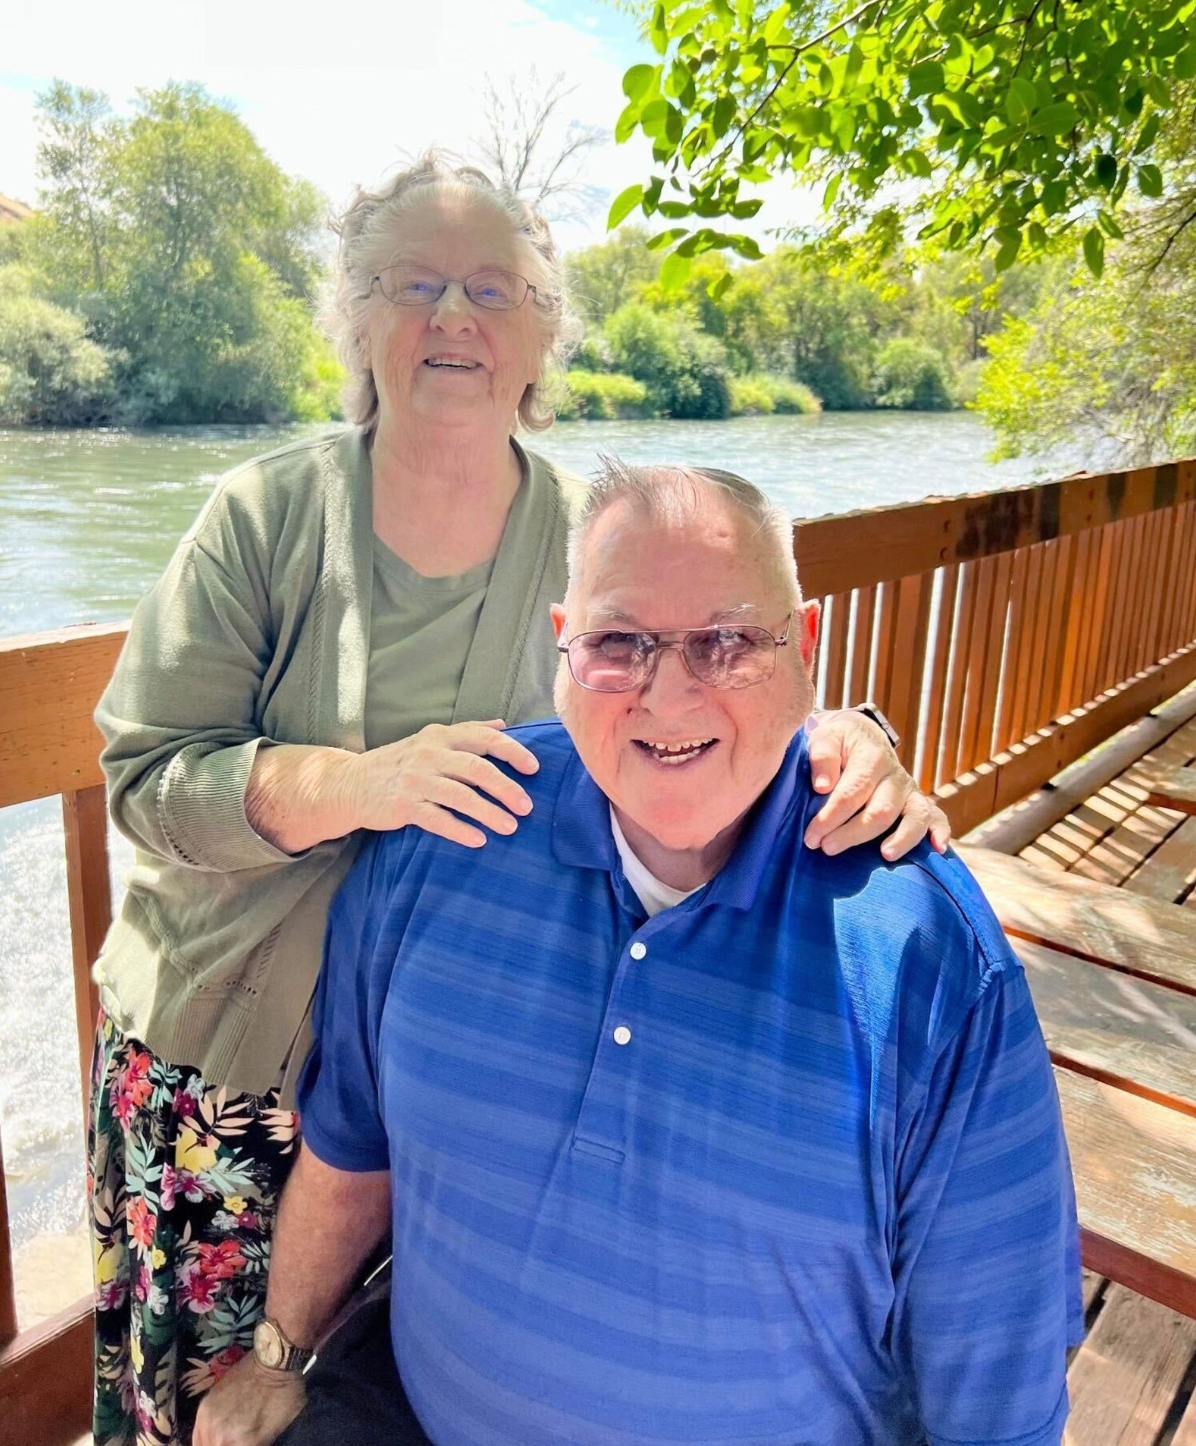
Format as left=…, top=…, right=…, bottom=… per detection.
left=957, top=844, right=1196, bottom=1318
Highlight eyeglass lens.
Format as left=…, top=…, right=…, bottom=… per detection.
left=376, top=266, right=528, bottom=309
left=569, top=627, right=779, bottom=692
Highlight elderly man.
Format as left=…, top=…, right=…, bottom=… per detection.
left=198, top=461, right=1082, bottom=1446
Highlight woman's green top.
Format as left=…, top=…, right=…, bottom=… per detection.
left=94, top=427, right=586, bottom=1100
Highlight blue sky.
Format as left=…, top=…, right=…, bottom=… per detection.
left=0, top=0, right=815, bottom=252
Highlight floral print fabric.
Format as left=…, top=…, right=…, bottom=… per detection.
left=88, top=1010, right=297, bottom=1445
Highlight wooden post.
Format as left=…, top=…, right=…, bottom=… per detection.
left=0, top=1123, right=17, bottom=1348
left=62, top=785, right=110, bottom=1125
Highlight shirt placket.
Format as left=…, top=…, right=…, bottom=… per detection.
left=571, top=909, right=669, bottom=1165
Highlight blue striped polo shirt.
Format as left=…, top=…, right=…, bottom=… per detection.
left=299, top=719, right=1083, bottom=1446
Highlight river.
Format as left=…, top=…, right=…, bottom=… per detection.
left=0, top=410, right=1075, bottom=1324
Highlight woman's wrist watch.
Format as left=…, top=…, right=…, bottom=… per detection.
left=851, top=701, right=901, bottom=749
left=253, top=1316, right=314, bottom=1374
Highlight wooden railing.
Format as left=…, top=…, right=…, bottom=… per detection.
left=1, top=459, right=1195, bottom=1444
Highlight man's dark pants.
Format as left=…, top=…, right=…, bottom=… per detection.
left=274, top=1277, right=432, bottom=1445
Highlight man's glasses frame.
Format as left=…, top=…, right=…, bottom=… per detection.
left=558, top=618, right=792, bottom=693
left=366, top=264, right=539, bottom=311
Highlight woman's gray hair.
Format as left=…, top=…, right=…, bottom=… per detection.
left=320, top=150, right=580, bottom=433
left=565, top=456, right=801, bottom=605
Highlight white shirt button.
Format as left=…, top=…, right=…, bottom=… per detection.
left=629, top=942, right=647, bottom=960
left=613, top=1026, right=632, bottom=1046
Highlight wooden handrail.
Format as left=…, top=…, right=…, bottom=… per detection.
left=1, top=457, right=1195, bottom=1441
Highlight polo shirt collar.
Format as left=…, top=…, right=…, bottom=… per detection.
left=551, top=729, right=811, bottom=912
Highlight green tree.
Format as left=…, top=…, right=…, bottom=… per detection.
left=610, top=0, right=1196, bottom=283
left=25, top=80, right=341, bottom=424
left=566, top=225, right=662, bottom=323
left=873, top=338, right=955, bottom=410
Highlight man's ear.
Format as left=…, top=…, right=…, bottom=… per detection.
left=798, top=600, right=820, bottom=670
left=550, top=603, right=567, bottom=642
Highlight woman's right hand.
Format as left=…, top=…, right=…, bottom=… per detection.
left=347, top=719, right=540, bottom=848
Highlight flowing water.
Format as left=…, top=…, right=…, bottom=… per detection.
left=0, top=410, right=1077, bottom=1322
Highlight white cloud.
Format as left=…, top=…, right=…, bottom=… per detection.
left=0, top=0, right=821, bottom=252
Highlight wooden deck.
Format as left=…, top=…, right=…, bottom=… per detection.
left=971, top=691, right=1196, bottom=1442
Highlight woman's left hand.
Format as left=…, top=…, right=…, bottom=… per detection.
left=802, top=710, right=951, bottom=861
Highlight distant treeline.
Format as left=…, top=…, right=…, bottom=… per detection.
left=0, top=80, right=1051, bottom=431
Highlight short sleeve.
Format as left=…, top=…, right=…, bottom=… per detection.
left=297, top=834, right=402, bottom=1172
left=893, top=962, right=1083, bottom=1446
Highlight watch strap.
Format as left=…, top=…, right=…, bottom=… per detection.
left=851, top=701, right=901, bottom=750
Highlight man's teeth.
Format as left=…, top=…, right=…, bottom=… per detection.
left=639, top=738, right=714, bottom=765
left=426, top=359, right=477, bottom=368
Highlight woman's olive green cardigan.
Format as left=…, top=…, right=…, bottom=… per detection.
left=94, top=427, right=585, bottom=1100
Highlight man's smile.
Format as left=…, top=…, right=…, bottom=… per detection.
left=632, top=736, right=719, bottom=766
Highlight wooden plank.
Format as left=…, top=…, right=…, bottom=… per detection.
left=937, top=642, right=1196, bottom=837
left=0, top=623, right=126, bottom=809
left=1009, top=543, right=1045, bottom=747
left=958, top=843, right=1196, bottom=996
left=1068, top=801, right=1185, bottom=890
left=1056, top=1068, right=1196, bottom=1319
left=1025, top=538, right=1061, bottom=735
left=1096, top=521, right=1129, bottom=695
left=871, top=579, right=900, bottom=715
left=1081, top=526, right=1116, bottom=705
left=1056, top=529, right=1092, bottom=717
left=884, top=572, right=933, bottom=769
left=974, top=550, right=1013, bottom=766
left=1018, top=939, right=1196, bottom=1116
left=1063, top=1283, right=1196, bottom=1445
left=917, top=565, right=958, bottom=793
left=63, top=786, right=109, bottom=1123
left=1124, top=817, right=1196, bottom=904
left=1110, top=516, right=1146, bottom=690
left=996, top=546, right=1030, bottom=751
left=792, top=459, right=1196, bottom=598
left=1160, top=504, right=1193, bottom=657
left=0, top=1298, right=92, bottom=1446
left=943, top=560, right=983, bottom=778
left=1171, top=1389, right=1196, bottom=1446
left=0, top=1125, right=16, bottom=1348
left=848, top=585, right=876, bottom=708
left=1146, top=765, right=1196, bottom=816
left=821, top=592, right=850, bottom=711
left=1150, top=508, right=1185, bottom=664
left=1178, top=502, right=1196, bottom=650
left=1137, top=510, right=1169, bottom=676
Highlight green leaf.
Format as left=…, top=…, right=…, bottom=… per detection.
left=1095, top=152, right=1117, bottom=190
left=706, top=270, right=732, bottom=303
left=1133, top=112, right=1162, bottom=155
left=902, top=150, right=933, bottom=178
left=615, top=101, right=641, bottom=145
left=650, top=1, right=669, bottom=56
left=1083, top=225, right=1105, bottom=278
left=994, top=227, right=1022, bottom=271
left=607, top=184, right=644, bottom=231
left=1040, top=179, right=1067, bottom=216
left=727, top=233, right=763, bottom=260
left=623, top=65, right=658, bottom=103
left=1137, top=162, right=1163, bottom=196
left=1097, top=208, right=1124, bottom=239
left=1176, top=42, right=1196, bottom=79
left=729, top=198, right=764, bottom=218
left=657, top=200, right=692, bottom=218
left=1027, top=221, right=1047, bottom=250
left=823, top=173, right=842, bottom=208
left=1005, top=76, right=1038, bottom=124
left=659, top=250, right=693, bottom=290
left=645, top=227, right=688, bottom=251
left=1030, top=102, right=1079, bottom=136
left=908, top=60, right=944, bottom=98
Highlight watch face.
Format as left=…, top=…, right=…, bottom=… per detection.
left=254, top=1319, right=285, bottom=1370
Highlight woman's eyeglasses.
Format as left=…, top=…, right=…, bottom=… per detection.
left=558, top=620, right=791, bottom=693
left=368, top=265, right=537, bottom=311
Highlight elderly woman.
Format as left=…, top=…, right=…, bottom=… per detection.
left=88, top=152, right=947, bottom=1446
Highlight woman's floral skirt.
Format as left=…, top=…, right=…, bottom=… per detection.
left=87, top=1009, right=298, bottom=1445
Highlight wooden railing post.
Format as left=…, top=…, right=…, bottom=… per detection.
left=0, top=1123, right=17, bottom=1349
left=62, top=784, right=110, bottom=1125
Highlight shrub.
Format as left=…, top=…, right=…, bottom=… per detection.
left=602, top=303, right=732, bottom=420
left=873, top=339, right=956, bottom=411
left=729, top=373, right=823, bottom=416
left=557, top=369, right=650, bottom=421
left=0, top=270, right=116, bottom=425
